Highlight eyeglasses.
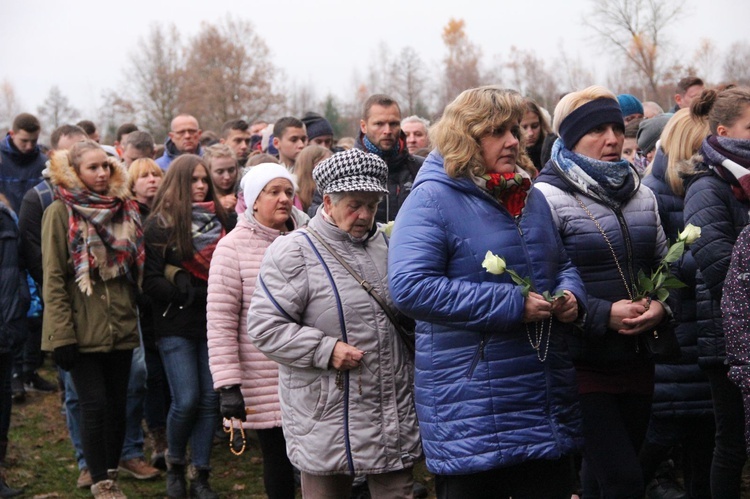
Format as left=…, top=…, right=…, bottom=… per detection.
left=172, top=129, right=199, bottom=136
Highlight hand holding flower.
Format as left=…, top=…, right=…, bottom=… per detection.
left=620, top=299, right=666, bottom=335
left=523, top=292, right=553, bottom=323
left=552, top=291, right=578, bottom=323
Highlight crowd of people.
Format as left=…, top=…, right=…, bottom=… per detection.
left=1, top=76, right=750, bottom=499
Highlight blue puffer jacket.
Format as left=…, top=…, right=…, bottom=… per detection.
left=683, top=156, right=750, bottom=368
left=0, top=133, right=47, bottom=212
left=388, top=152, right=586, bottom=475
left=535, top=159, right=667, bottom=366
left=155, top=138, right=202, bottom=170
left=642, top=151, right=712, bottom=417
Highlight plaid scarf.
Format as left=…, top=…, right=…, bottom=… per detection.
left=181, top=201, right=224, bottom=281
left=473, top=167, right=532, bottom=217
left=55, top=185, right=144, bottom=296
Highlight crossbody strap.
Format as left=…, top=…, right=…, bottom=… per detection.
left=573, top=194, right=634, bottom=300
left=306, top=227, right=415, bottom=356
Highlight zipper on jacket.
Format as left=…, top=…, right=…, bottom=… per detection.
left=466, top=336, right=486, bottom=379
left=613, top=208, right=638, bottom=288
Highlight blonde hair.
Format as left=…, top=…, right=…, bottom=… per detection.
left=552, top=86, right=619, bottom=135
left=430, top=86, right=526, bottom=178
left=127, top=158, right=163, bottom=193
left=295, top=145, right=332, bottom=211
left=659, top=109, right=709, bottom=195
left=202, top=143, right=236, bottom=168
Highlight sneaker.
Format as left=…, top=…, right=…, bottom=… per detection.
left=10, top=375, right=25, bottom=403
left=90, top=479, right=127, bottom=499
left=77, top=468, right=93, bottom=489
left=23, top=371, right=57, bottom=392
left=118, top=457, right=160, bottom=480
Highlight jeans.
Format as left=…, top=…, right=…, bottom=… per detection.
left=144, top=345, right=170, bottom=431
left=12, top=316, right=42, bottom=377
left=158, top=335, right=218, bottom=470
left=121, top=345, right=148, bottom=461
left=579, top=392, right=652, bottom=499
left=62, top=368, right=86, bottom=470
left=706, top=364, right=747, bottom=498
left=69, top=350, right=132, bottom=483
left=434, top=457, right=573, bottom=499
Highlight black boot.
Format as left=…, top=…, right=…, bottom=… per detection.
left=190, top=469, right=218, bottom=499
left=166, top=462, right=187, bottom=498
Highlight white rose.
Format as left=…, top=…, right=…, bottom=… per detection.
left=678, top=224, right=701, bottom=245
left=379, top=221, right=395, bottom=237
left=482, top=251, right=507, bottom=275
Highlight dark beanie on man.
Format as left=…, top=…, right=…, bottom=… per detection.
left=637, top=114, right=672, bottom=154
left=301, top=112, right=334, bottom=141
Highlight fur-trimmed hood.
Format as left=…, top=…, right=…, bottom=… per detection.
left=48, top=149, right=131, bottom=199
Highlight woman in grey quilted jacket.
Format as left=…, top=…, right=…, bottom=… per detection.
left=248, top=148, right=421, bottom=499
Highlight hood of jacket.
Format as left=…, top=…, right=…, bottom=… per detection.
left=48, top=149, right=130, bottom=199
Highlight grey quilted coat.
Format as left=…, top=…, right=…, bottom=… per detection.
left=247, top=213, right=421, bottom=476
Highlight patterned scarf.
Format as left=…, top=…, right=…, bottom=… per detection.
left=55, top=185, right=144, bottom=296
left=701, top=135, right=750, bottom=202
left=362, top=134, right=401, bottom=158
left=473, top=167, right=532, bottom=217
left=181, top=201, right=225, bottom=281
left=551, top=138, right=635, bottom=210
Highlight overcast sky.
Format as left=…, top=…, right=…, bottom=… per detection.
left=1, top=0, right=747, bottom=120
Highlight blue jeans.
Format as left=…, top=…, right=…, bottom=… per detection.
left=62, top=368, right=86, bottom=470
left=121, top=345, right=148, bottom=461
left=158, top=336, right=218, bottom=470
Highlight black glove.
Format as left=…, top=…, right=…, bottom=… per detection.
left=220, top=385, right=246, bottom=421
left=53, top=344, right=79, bottom=371
left=174, top=271, right=195, bottom=307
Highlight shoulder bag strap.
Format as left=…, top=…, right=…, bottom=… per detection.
left=306, top=227, right=415, bottom=356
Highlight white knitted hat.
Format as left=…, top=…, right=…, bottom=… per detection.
left=241, top=163, right=297, bottom=211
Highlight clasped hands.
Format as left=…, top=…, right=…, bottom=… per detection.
left=523, top=290, right=578, bottom=323
left=609, top=297, right=666, bottom=335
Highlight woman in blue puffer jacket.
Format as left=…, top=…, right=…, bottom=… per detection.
left=389, top=86, right=587, bottom=499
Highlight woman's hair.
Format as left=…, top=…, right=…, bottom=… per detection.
left=149, top=154, right=228, bottom=260
left=68, top=139, right=105, bottom=173
left=202, top=143, right=236, bottom=166
left=430, top=86, right=527, bottom=178
left=524, top=99, right=551, bottom=139
left=295, top=145, right=331, bottom=211
left=552, top=85, right=618, bottom=135
left=246, top=153, right=279, bottom=167
left=127, top=158, right=163, bottom=193
left=661, top=109, right=709, bottom=196
left=690, top=86, right=750, bottom=135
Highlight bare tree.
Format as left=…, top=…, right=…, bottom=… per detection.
left=505, top=47, right=560, bottom=111
left=126, top=23, right=183, bottom=141
left=179, top=17, right=284, bottom=132
left=439, top=18, right=482, bottom=110
left=692, top=38, right=719, bottom=83
left=392, top=46, right=431, bottom=117
left=0, top=79, right=21, bottom=132
left=37, top=86, right=79, bottom=130
left=98, top=90, right=137, bottom=144
left=723, top=41, right=750, bottom=86
left=584, top=0, right=684, bottom=98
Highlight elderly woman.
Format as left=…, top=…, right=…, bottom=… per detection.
left=207, top=163, right=308, bottom=499
left=388, top=86, right=586, bottom=499
left=248, top=148, right=421, bottom=499
left=534, top=85, right=669, bottom=498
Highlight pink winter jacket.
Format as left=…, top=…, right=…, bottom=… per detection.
left=207, top=212, right=305, bottom=429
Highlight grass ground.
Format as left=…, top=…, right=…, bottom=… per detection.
left=3, top=360, right=436, bottom=498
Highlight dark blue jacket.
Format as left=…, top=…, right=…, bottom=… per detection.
left=535, top=159, right=667, bottom=366
left=642, top=151, right=712, bottom=417
left=0, top=201, right=30, bottom=353
left=684, top=156, right=750, bottom=368
left=0, top=133, right=47, bottom=212
left=388, top=152, right=585, bottom=475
